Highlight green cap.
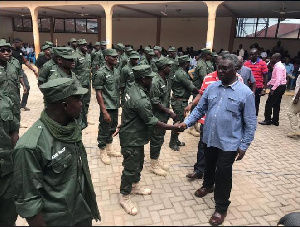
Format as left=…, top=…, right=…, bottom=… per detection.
left=201, top=48, right=212, bottom=55
left=168, top=46, right=176, bottom=52
left=44, top=41, right=53, bottom=47
left=77, top=39, right=87, bottom=45
left=129, top=51, right=140, bottom=59
left=144, top=47, right=155, bottom=55
left=211, top=52, right=218, bottom=57
left=116, top=43, right=125, bottom=51
left=125, top=46, right=133, bottom=52
left=94, top=42, right=100, bottom=46
left=41, top=44, right=51, bottom=51
left=0, top=39, right=11, bottom=47
left=156, top=57, right=174, bottom=68
left=52, top=47, right=77, bottom=59
left=178, top=55, right=190, bottom=64
left=40, top=78, right=88, bottom=104
left=100, top=41, right=107, bottom=46
left=70, top=38, right=77, bottom=43
left=103, top=48, right=118, bottom=57
left=153, top=46, right=162, bottom=51
left=132, top=65, right=156, bottom=79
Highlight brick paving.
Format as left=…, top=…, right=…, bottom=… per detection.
left=16, top=67, right=300, bottom=226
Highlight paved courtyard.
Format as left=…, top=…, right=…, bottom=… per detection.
left=16, top=67, right=300, bottom=226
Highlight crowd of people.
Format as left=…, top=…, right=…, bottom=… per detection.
left=0, top=36, right=299, bottom=226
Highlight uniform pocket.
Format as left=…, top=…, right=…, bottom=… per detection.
left=52, top=153, right=72, bottom=173
left=226, top=97, right=240, bottom=114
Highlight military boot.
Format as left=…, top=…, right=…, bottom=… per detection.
left=131, top=182, right=152, bottom=195
left=158, top=159, right=169, bottom=171
left=188, top=125, right=200, bottom=137
left=169, top=134, right=180, bottom=151
left=149, top=159, right=167, bottom=176
left=120, top=194, right=138, bottom=216
left=287, top=130, right=300, bottom=138
left=106, top=143, right=122, bottom=157
left=99, top=148, right=111, bottom=165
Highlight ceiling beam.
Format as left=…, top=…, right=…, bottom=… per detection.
left=219, top=3, right=236, bottom=17
left=40, top=6, right=101, bottom=18
left=117, top=5, right=160, bottom=17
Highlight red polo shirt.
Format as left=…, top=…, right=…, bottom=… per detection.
left=244, top=58, right=268, bottom=88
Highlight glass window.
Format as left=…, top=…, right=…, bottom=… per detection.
left=87, top=19, right=97, bottom=33
left=40, top=18, right=50, bottom=32
left=236, top=18, right=257, bottom=37
left=75, top=19, right=86, bottom=33
left=277, top=18, right=300, bottom=39
left=14, top=18, right=23, bottom=31
left=23, top=19, right=32, bottom=31
left=54, top=19, right=64, bottom=32
left=265, top=18, right=279, bottom=38
left=65, top=19, right=75, bottom=33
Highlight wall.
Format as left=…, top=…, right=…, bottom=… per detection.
left=213, top=17, right=232, bottom=52
left=0, top=16, right=13, bottom=42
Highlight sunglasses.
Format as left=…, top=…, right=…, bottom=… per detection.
left=0, top=48, right=12, bottom=53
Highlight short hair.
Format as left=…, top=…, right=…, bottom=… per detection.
left=222, top=54, right=239, bottom=69
left=14, top=38, right=22, bottom=43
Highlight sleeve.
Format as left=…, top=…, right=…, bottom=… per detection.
left=136, top=99, right=159, bottom=127
left=177, top=72, right=196, bottom=92
left=38, top=65, right=49, bottom=83
left=9, top=115, right=20, bottom=133
left=119, top=67, right=127, bottom=89
left=271, top=66, right=286, bottom=91
left=92, top=70, right=105, bottom=90
left=261, top=61, right=268, bottom=74
left=13, top=147, right=44, bottom=218
left=239, top=92, right=257, bottom=151
left=199, top=76, right=210, bottom=95
left=184, top=86, right=209, bottom=127
left=149, top=81, right=162, bottom=105
left=248, top=68, right=256, bottom=83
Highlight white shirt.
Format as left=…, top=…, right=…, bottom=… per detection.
left=239, top=48, right=244, bottom=57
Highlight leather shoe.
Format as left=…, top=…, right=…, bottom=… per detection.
left=186, top=171, right=203, bottom=179
left=194, top=186, right=214, bottom=198
left=209, top=211, right=227, bottom=226
left=258, top=120, right=271, bottom=125
left=271, top=121, right=279, bottom=126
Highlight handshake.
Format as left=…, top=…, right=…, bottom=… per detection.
left=172, top=122, right=188, bottom=133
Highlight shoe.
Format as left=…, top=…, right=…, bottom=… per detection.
left=188, top=127, right=200, bottom=137
left=287, top=131, right=300, bottom=138
left=169, top=143, right=180, bottom=151
left=258, top=120, right=272, bottom=125
left=20, top=123, right=28, bottom=128
left=120, top=194, right=138, bottom=216
left=271, top=121, right=279, bottom=126
left=209, top=211, right=227, bottom=226
left=131, top=182, right=152, bottom=195
left=194, top=186, right=214, bottom=198
left=20, top=106, right=30, bottom=111
left=176, top=140, right=186, bottom=146
left=195, top=123, right=201, bottom=133
left=99, top=148, right=111, bottom=165
left=158, top=159, right=169, bottom=171
left=186, top=171, right=203, bottom=179
left=106, top=143, right=122, bottom=157
left=149, top=159, right=167, bottom=176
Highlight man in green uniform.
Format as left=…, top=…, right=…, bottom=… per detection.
left=140, top=47, right=157, bottom=73
left=74, top=39, right=93, bottom=127
left=119, top=51, right=140, bottom=106
left=37, top=41, right=53, bottom=59
left=0, top=39, right=24, bottom=123
left=93, top=49, right=121, bottom=165
left=115, top=43, right=127, bottom=72
left=69, top=38, right=77, bottom=50
left=91, top=41, right=106, bottom=76
left=169, top=55, right=199, bottom=151
left=116, top=65, right=183, bottom=215
left=168, top=46, right=179, bottom=77
left=90, top=42, right=100, bottom=63
left=36, top=44, right=52, bottom=70
left=13, top=78, right=100, bottom=226
left=149, top=57, right=177, bottom=176
left=153, top=46, right=163, bottom=62
left=124, top=46, right=133, bottom=59
left=0, top=93, right=19, bottom=225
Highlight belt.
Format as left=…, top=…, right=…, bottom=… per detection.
left=171, top=95, right=188, bottom=102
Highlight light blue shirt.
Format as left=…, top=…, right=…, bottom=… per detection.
left=283, top=63, right=294, bottom=75
left=238, top=65, right=255, bottom=87
left=184, top=79, right=256, bottom=151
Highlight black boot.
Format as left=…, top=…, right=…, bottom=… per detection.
left=169, top=133, right=180, bottom=151
left=176, top=139, right=185, bottom=146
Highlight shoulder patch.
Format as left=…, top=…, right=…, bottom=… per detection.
left=15, top=121, right=44, bottom=149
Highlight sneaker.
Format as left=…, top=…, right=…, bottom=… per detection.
left=120, top=194, right=138, bottom=216
left=20, top=106, right=30, bottom=111
left=131, top=182, right=152, bottom=195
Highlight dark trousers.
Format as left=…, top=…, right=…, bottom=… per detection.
left=97, top=109, right=118, bottom=148
left=194, top=124, right=205, bottom=173
left=120, top=146, right=144, bottom=195
left=150, top=116, right=168, bottom=160
left=264, top=85, right=286, bottom=123
left=202, top=144, right=237, bottom=213
left=254, top=88, right=263, bottom=116
left=170, top=99, right=188, bottom=143
left=73, top=218, right=92, bottom=226
left=20, top=72, right=30, bottom=108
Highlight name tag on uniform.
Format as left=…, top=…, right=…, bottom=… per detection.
left=106, top=74, right=111, bottom=78
left=129, top=72, right=133, bottom=74
left=79, top=57, right=84, bottom=61
left=51, top=147, right=66, bottom=160
left=125, top=93, right=130, bottom=101
left=161, top=85, right=165, bottom=88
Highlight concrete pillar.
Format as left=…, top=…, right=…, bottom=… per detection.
left=203, top=1, right=223, bottom=51
left=29, top=6, right=40, bottom=56
left=102, top=3, right=115, bottom=49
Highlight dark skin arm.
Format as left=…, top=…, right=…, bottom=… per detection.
left=19, top=77, right=28, bottom=93
left=250, top=82, right=256, bottom=93
left=9, top=131, right=19, bottom=147
left=184, top=93, right=202, bottom=115
left=260, top=72, right=268, bottom=96
left=26, top=212, right=46, bottom=226
left=23, top=56, right=38, bottom=78
left=96, top=89, right=111, bottom=122
left=153, top=103, right=176, bottom=120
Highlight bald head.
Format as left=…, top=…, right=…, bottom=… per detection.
left=271, top=53, right=281, bottom=64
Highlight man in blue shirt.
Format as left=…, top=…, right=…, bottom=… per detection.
left=179, top=54, right=256, bottom=226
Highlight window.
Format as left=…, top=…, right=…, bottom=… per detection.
left=236, top=17, right=300, bottom=39
left=75, top=19, right=87, bottom=33
left=23, top=19, right=32, bottom=31
left=87, top=19, right=97, bottom=33
left=14, top=18, right=23, bottom=31
left=65, top=19, right=75, bottom=33
left=39, top=18, right=51, bottom=32
left=54, top=19, right=65, bottom=32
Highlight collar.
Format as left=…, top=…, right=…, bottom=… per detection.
left=275, top=61, right=282, bottom=67
left=249, top=58, right=261, bottom=64
left=218, top=77, right=239, bottom=90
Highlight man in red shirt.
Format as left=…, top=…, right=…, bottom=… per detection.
left=244, top=48, right=268, bottom=116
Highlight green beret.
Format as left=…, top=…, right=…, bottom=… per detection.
left=94, top=42, right=100, bottom=46
left=77, top=39, right=87, bottom=45
left=156, top=57, right=174, bottom=68
left=132, top=65, right=156, bottom=79
left=129, top=51, right=140, bottom=59
left=52, top=47, right=77, bottom=59
left=41, top=44, right=51, bottom=51
left=70, top=38, right=77, bottom=43
left=153, top=46, right=162, bottom=51
left=201, top=48, right=212, bottom=55
left=100, top=41, right=107, bottom=46
left=44, top=41, right=53, bottom=47
left=0, top=39, right=11, bottom=48
left=40, top=78, right=88, bottom=104
left=178, top=55, right=190, bottom=64
left=116, top=43, right=125, bottom=51
left=103, top=48, right=118, bottom=57
left=168, top=46, right=176, bottom=52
